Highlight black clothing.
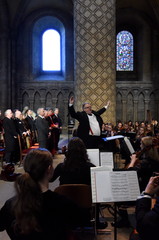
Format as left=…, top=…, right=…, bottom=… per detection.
left=0, top=190, right=83, bottom=240
left=3, top=117, right=18, bottom=152
left=25, top=116, right=36, bottom=132
left=3, top=117, right=19, bottom=163
left=35, top=116, right=49, bottom=149
left=129, top=157, right=159, bottom=192
left=68, top=105, right=106, bottom=148
left=46, top=114, right=62, bottom=154
left=25, top=116, right=37, bottom=144
left=51, top=160, right=105, bottom=228
left=52, top=114, right=62, bottom=151
left=14, top=118, right=27, bottom=136
left=136, top=196, right=159, bottom=240
left=52, top=161, right=95, bottom=185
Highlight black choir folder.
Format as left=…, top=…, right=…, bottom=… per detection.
left=91, top=167, right=140, bottom=203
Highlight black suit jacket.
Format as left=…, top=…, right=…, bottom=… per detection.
left=35, top=116, right=49, bottom=142
left=52, top=114, right=62, bottom=128
left=14, top=118, right=27, bottom=136
left=25, top=116, right=36, bottom=132
left=3, top=117, right=18, bottom=151
left=68, top=105, right=106, bottom=143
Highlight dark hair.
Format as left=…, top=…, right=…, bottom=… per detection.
left=13, top=148, right=53, bottom=234
left=64, top=137, right=90, bottom=170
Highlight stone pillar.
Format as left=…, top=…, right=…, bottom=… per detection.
left=52, top=98, right=57, bottom=108
left=74, top=0, right=116, bottom=124
left=30, top=100, right=34, bottom=110
left=133, top=100, right=138, bottom=122
left=0, top=33, right=9, bottom=113
left=0, top=0, right=9, bottom=114
left=144, top=99, right=150, bottom=121
left=63, top=100, right=69, bottom=128
left=122, top=100, right=127, bottom=123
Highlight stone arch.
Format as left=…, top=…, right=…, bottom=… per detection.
left=33, top=92, right=41, bottom=112
left=45, top=92, right=52, bottom=108
left=149, top=92, right=156, bottom=120
left=138, top=93, right=145, bottom=121
left=22, top=91, right=30, bottom=110
left=127, top=92, right=133, bottom=121
left=116, top=92, right=122, bottom=122
left=56, top=92, right=64, bottom=123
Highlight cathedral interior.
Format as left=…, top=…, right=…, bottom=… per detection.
left=0, top=0, right=159, bottom=127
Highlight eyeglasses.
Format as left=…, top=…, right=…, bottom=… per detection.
left=84, top=106, right=91, bottom=109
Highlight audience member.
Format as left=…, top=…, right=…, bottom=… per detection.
left=46, top=108, right=55, bottom=154
left=3, top=109, right=19, bottom=163
left=0, top=148, right=84, bottom=240
left=25, top=109, right=37, bottom=144
left=51, top=137, right=95, bottom=185
left=52, top=108, right=62, bottom=153
left=51, top=137, right=108, bottom=229
left=35, top=108, right=50, bottom=149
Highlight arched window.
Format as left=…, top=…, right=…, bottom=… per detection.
left=116, top=30, right=134, bottom=71
left=32, top=16, right=66, bottom=80
left=42, top=29, right=61, bottom=71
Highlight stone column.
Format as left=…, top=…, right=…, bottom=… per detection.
left=74, top=0, right=116, bottom=124
left=133, top=100, right=138, bottom=122
left=0, top=33, right=9, bottom=113
left=0, top=0, right=9, bottom=113
left=63, top=100, right=69, bottom=128
left=122, top=100, right=127, bottom=123
left=144, top=99, right=150, bottom=121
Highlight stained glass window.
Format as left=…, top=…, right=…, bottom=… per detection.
left=116, top=31, right=133, bottom=71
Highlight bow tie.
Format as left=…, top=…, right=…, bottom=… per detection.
left=88, top=114, right=92, bottom=116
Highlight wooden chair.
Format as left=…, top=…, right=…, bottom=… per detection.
left=18, top=135, right=39, bottom=166
left=54, top=184, right=97, bottom=238
left=0, top=147, right=5, bottom=167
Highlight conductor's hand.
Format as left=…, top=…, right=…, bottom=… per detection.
left=106, top=100, right=110, bottom=108
left=69, top=96, right=74, bottom=105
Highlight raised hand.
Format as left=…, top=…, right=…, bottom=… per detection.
left=106, top=100, right=111, bottom=108
left=69, top=96, right=74, bottom=104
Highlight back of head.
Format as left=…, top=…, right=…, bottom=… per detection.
left=64, top=137, right=89, bottom=169
left=13, top=148, right=53, bottom=234
left=142, top=136, right=159, bottom=161
left=23, top=148, right=53, bottom=181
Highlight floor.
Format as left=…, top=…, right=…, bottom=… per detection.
left=0, top=134, right=136, bottom=240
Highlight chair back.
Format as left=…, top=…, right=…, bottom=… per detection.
left=54, top=184, right=92, bottom=208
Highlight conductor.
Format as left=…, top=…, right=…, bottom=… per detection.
left=68, top=96, right=110, bottom=149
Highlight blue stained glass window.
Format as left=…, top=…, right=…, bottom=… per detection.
left=116, top=31, right=133, bottom=71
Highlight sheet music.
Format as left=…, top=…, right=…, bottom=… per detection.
left=124, top=137, right=135, bottom=154
left=100, top=152, right=114, bottom=170
left=91, top=168, right=140, bottom=203
left=87, top=148, right=100, bottom=166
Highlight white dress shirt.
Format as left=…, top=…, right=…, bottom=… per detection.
left=87, top=113, right=100, bottom=136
